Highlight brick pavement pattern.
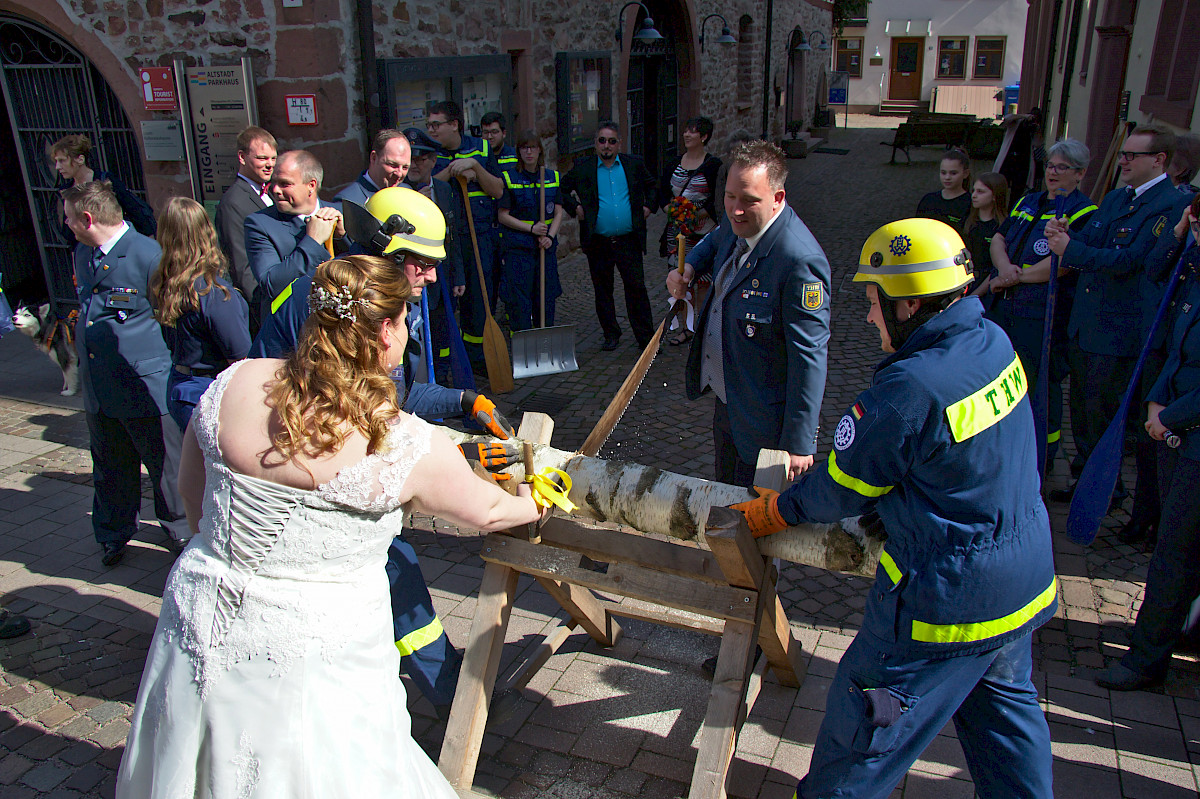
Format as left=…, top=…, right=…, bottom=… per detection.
left=2, top=122, right=1199, bottom=798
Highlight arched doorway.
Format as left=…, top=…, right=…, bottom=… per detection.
left=0, top=14, right=148, bottom=314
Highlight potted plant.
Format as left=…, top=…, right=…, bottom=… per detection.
left=781, top=120, right=808, bottom=158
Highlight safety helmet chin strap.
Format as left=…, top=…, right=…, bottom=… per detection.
left=880, top=289, right=965, bottom=350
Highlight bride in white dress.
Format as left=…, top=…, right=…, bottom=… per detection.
left=117, top=256, right=543, bottom=798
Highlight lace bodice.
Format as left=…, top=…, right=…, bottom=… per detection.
left=160, top=361, right=433, bottom=698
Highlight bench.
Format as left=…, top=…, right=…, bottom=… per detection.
left=883, top=117, right=982, bottom=164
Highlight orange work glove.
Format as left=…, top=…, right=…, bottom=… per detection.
left=462, top=391, right=516, bottom=439
left=729, top=487, right=789, bottom=538
left=457, top=442, right=518, bottom=471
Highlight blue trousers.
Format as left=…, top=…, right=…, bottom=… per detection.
left=798, top=632, right=1053, bottom=799
left=385, top=536, right=462, bottom=707
left=500, top=245, right=562, bottom=332
left=1120, top=448, right=1200, bottom=678
left=86, top=411, right=188, bottom=545
left=459, top=226, right=496, bottom=362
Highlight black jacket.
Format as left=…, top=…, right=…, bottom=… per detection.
left=560, top=153, right=656, bottom=252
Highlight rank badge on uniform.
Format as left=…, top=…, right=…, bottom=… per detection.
left=1154, top=216, right=1168, bottom=237
left=803, top=282, right=824, bottom=310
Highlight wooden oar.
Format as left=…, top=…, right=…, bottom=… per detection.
left=456, top=174, right=514, bottom=394
left=580, top=233, right=687, bottom=457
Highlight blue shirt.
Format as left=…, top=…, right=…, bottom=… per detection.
left=594, top=156, right=634, bottom=237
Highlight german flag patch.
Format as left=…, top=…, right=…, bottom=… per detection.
left=803, top=282, right=824, bottom=311
left=851, top=402, right=865, bottom=420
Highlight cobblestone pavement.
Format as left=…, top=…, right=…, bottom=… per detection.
left=2, top=122, right=1199, bottom=798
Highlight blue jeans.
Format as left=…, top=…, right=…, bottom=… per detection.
left=798, top=631, right=1053, bottom=798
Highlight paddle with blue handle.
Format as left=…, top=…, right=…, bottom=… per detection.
left=437, top=261, right=476, bottom=392
left=1067, top=223, right=1192, bottom=545
left=1032, top=192, right=1065, bottom=479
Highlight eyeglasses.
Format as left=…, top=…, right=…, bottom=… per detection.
left=596, top=137, right=619, bottom=145
left=518, top=144, right=540, bottom=152
left=401, top=254, right=440, bottom=272
left=426, top=119, right=448, bottom=131
left=1045, top=162, right=1080, bottom=174
left=1118, top=150, right=1161, bottom=161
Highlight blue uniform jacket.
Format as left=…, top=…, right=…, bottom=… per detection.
left=333, top=173, right=378, bottom=207
left=1148, top=248, right=1200, bottom=460
left=246, top=273, right=461, bottom=420
left=685, top=209, right=831, bottom=460
left=245, top=201, right=344, bottom=305
left=996, top=188, right=1097, bottom=319
left=73, top=228, right=171, bottom=418
left=163, top=276, right=251, bottom=373
left=434, top=134, right=500, bottom=223
left=500, top=167, right=559, bottom=251
left=776, top=297, right=1058, bottom=656
left=1064, top=178, right=1190, bottom=356
left=495, top=144, right=518, bottom=172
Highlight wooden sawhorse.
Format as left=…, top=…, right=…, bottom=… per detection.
left=438, top=414, right=806, bottom=798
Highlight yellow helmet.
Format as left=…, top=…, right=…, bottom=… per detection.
left=854, top=218, right=972, bottom=300
left=361, top=186, right=446, bottom=261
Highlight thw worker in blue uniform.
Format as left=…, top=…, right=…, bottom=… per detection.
left=734, top=219, right=1056, bottom=798
left=497, top=129, right=564, bottom=331
left=986, top=138, right=1097, bottom=467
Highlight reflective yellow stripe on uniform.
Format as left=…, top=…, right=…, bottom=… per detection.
left=827, top=450, right=893, bottom=498
left=910, top=577, right=1057, bottom=643
left=1047, top=429, right=1061, bottom=444
left=462, top=332, right=484, bottom=344
left=1036, top=205, right=1097, bottom=223
left=270, top=279, right=296, bottom=314
left=395, top=616, right=444, bottom=656
left=879, top=548, right=903, bottom=586
left=944, top=355, right=1027, bottom=443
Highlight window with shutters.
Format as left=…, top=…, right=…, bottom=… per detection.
left=1139, top=0, right=1200, bottom=127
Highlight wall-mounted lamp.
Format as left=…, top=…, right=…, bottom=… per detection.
left=874, top=46, right=882, bottom=59
left=789, top=27, right=830, bottom=53
left=699, top=13, right=738, bottom=52
left=615, top=2, right=663, bottom=52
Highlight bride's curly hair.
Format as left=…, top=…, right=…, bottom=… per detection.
left=268, top=256, right=411, bottom=462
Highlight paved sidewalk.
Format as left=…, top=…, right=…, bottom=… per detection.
left=1, top=125, right=1199, bottom=798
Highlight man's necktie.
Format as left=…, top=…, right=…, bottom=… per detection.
left=699, top=237, right=751, bottom=404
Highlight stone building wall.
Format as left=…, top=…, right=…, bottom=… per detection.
left=9, top=0, right=830, bottom=204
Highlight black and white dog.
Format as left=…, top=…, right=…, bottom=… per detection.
left=12, top=304, right=79, bottom=396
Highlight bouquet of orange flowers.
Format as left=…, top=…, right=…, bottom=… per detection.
left=666, top=196, right=702, bottom=236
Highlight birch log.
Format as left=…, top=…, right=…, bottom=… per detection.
left=443, top=429, right=885, bottom=578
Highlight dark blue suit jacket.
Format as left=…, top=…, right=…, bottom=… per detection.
left=73, top=227, right=171, bottom=417
left=245, top=201, right=343, bottom=305
left=1064, top=177, right=1190, bottom=356
left=685, top=207, right=831, bottom=460
left=333, top=173, right=377, bottom=207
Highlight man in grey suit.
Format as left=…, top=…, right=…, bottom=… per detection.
left=214, top=126, right=277, bottom=306
left=66, top=181, right=188, bottom=567
left=335, top=129, right=411, bottom=206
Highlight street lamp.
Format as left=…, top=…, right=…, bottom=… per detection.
left=699, top=13, right=738, bottom=52
left=615, top=2, right=663, bottom=52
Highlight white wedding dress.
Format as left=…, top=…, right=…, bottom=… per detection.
left=117, top=362, right=459, bottom=798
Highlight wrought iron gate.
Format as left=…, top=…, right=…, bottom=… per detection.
left=0, top=14, right=148, bottom=314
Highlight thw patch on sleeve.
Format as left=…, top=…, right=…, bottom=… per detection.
left=834, top=414, right=856, bottom=450
left=803, top=282, right=825, bottom=311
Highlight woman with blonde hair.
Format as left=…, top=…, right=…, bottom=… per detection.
left=150, top=197, right=250, bottom=431
left=118, top=255, right=542, bottom=797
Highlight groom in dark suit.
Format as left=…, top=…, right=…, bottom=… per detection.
left=245, top=149, right=345, bottom=323
left=215, top=126, right=277, bottom=307
left=66, top=181, right=188, bottom=566
left=561, top=122, right=657, bottom=350
left=668, top=140, right=831, bottom=486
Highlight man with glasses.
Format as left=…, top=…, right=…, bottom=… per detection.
left=1045, top=123, right=1190, bottom=526
left=426, top=101, right=504, bottom=369
left=561, top=122, right=657, bottom=350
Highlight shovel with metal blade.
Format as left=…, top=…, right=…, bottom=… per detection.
left=511, top=172, right=577, bottom=379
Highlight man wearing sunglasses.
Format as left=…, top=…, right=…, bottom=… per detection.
left=561, top=122, right=658, bottom=351
left=1045, top=123, right=1190, bottom=531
